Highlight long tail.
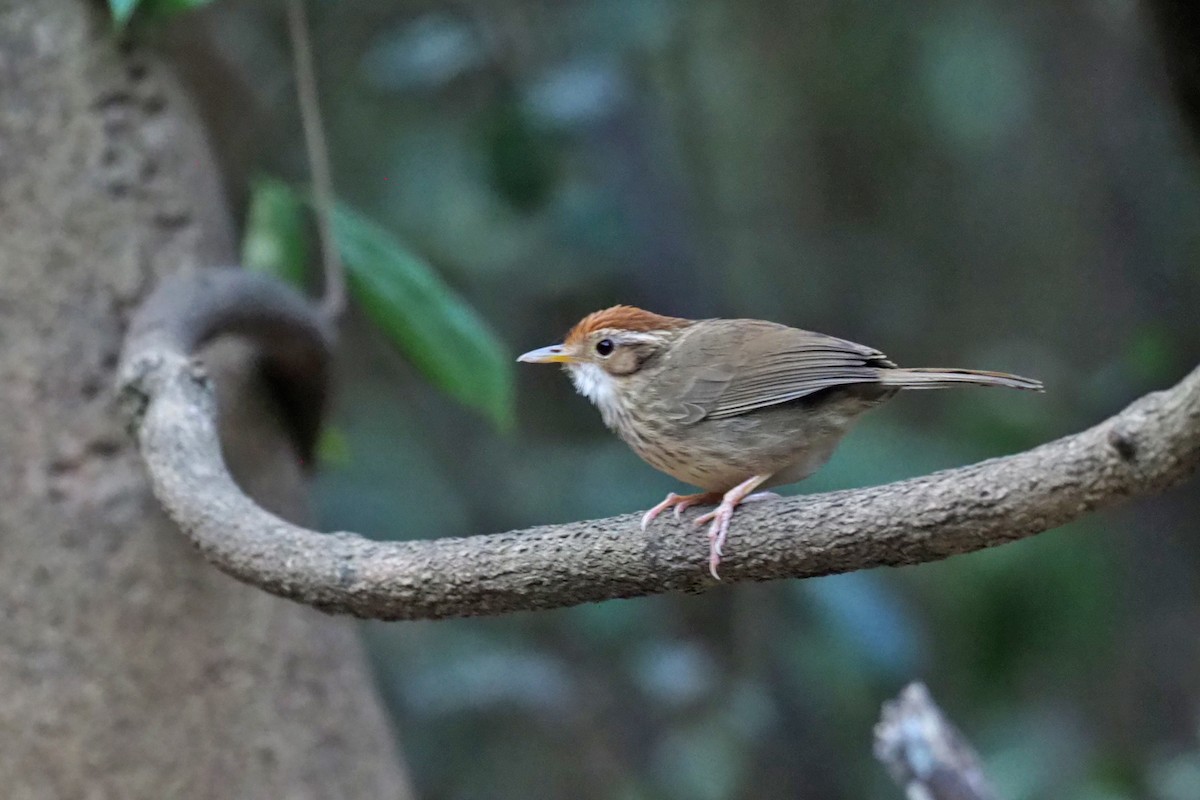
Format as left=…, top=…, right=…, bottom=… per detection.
left=878, top=367, right=1043, bottom=392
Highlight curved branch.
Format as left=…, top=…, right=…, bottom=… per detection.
left=118, top=269, right=1200, bottom=620
left=122, top=268, right=334, bottom=463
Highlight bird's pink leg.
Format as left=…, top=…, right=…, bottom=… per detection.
left=692, top=475, right=774, bottom=580
left=641, top=492, right=720, bottom=531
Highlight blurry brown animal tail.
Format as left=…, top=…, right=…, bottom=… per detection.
left=879, top=367, right=1043, bottom=392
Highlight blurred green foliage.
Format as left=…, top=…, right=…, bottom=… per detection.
left=240, top=179, right=515, bottom=430
left=108, top=0, right=211, bottom=27
left=482, top=92, right=559, bottom=212
left=243, top=177, right=311, bottom=288
left=193, top=0, right=1200, bottom=797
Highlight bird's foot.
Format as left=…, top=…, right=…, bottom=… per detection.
left=739, top=491, right=781, bottom=506
left=641, top=492, right=720, bottom=531
left=694, top=504, right=736, bottom=580
left=692, top=476, right=774, bottom=579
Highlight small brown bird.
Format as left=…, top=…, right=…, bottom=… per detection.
left=519, top=306, right=1042, bottom=579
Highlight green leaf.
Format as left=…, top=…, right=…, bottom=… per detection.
left=332, top=203, right=515, bottom=431
left=108, top=0, right=140, bottom=25
left=241, top=177, right=312, bottom=290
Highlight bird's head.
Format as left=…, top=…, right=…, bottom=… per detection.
left=518, top=305, right=690, bottom=424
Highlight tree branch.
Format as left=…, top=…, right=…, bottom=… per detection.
left=120, top=268, right=334, bottom=463
left=874, top=682, right=998, bottom=800
left=118, top=268, right=1200, bottom=620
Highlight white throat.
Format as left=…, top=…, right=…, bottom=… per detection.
left=566, top=363, right=624, bottom=429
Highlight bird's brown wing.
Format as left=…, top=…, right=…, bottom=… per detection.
left=670, top=321, right=892, bottom=422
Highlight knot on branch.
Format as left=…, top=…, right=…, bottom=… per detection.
left=1107, top=424, right=1138, bottom=462
left=117, top=350, right=213, bottom=432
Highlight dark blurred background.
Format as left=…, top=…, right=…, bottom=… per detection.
left=170, top=1, right=1200, bottom=797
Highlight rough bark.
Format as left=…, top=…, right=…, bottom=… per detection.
left=0, top=1, right=410, bottom=796
left=118, top=269, right=1200, bottom=620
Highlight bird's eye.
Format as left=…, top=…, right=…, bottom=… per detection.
left=595, top=338, right=615, bottom=357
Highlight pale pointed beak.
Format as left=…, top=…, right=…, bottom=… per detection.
left=517, top=344, right=577, bottom=364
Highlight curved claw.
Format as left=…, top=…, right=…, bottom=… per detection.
left=673, top=493, right=717, bottom=520
left=641, top=481, right=778, bottom=579
left=693, top=479, right=776, bottom=579
left=704, top=507, right=735, bottom=580
left=641, top=491, right=719, bottom=531
left=641, top=493, right=680, bottom=531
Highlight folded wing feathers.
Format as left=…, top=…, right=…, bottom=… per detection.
left=879, top=368, right=1044, bottom=392
left=688, top=330, right=1040, bottom=422
left=704, top=372, right=883, bottom=419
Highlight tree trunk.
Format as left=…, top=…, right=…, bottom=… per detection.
left=0, top=1, right=410, bottom=796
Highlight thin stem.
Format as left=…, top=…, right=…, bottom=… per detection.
left=285, top=0, right=345, bottom=322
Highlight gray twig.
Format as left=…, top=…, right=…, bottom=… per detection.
left=875, top=683, right=998, bottom=800
left=118, top=268, right=1200, bottom=620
